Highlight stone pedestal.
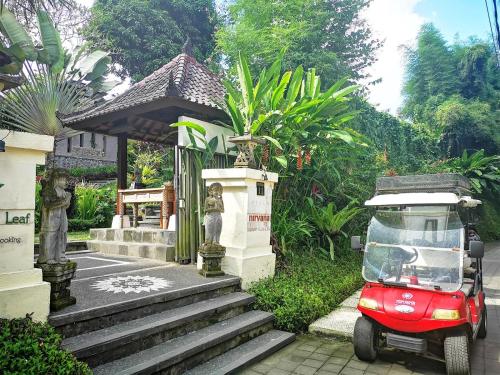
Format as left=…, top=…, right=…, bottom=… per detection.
left=111, top=214, right=131, bottom=229
left=199, top=243, right=226, bottom=277
left=201, top=168, right=278, bottom=289
left=35, top=262, right=77, bottom=311
left=0, top=130, right=53, bottom=321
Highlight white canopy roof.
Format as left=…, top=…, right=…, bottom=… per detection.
left=365, top=193, right=481, bottom=207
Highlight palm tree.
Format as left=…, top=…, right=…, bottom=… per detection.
left=0, top=7, right=116, bottom=158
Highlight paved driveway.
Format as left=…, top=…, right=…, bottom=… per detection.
left=241, top=242, right=500, bottom=375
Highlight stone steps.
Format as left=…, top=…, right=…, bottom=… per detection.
left=185, top=330, right=295, bottom=375
left=90, top=228, right=176, bottom=245
left=53, top=274, right=295, bottom=374
left=49, top=277, right=241, bottom=338
left=62, top=292, right=255, bottom=367
left=92, top=310, right=275, bottom=375
left=88, top=228, right=176, bottom=262
left=87, top=240, right=175, bottom=262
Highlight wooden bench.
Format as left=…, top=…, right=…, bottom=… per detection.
left=117, top=183, right=175, bottom=229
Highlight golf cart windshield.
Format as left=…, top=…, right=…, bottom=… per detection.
left=363, top=206, right=464, bottom=292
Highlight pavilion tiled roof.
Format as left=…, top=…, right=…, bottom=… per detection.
left=63, top=53, right=226, bottom=125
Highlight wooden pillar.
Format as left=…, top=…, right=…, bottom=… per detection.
left=116, top=133, right=127, bottom=215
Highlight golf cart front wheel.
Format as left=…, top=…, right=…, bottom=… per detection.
left=353, top=316, right=377, bottom=362
left=444, top=332, right=471, bottom=375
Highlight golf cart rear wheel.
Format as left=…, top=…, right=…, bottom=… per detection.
left=353, top=316, right=377, bottom=362
left=478, top=306, right=487, bottom=339
left=444, top=332, right=471, bottom=375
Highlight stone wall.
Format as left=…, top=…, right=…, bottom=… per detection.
left=51, top=154, right=116, bottom=169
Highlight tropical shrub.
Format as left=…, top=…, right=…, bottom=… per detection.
left=0, top=315, right=91, bottom=375
left=74, top=183, right=116, bottom=228
left=306, top=197, right=364, bottom=260
left=424, top=149, right=500, bottom=194
left=69, top=165, right=117, bottom=180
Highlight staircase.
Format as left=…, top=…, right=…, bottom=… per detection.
left=87, top=228, right=176, bottom=262
left=50, top=276, right=294, bottom=374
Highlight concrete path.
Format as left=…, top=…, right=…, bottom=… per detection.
left=309, top=290, right=361, bottom=338
left=241, top=242, right=500, bottom=375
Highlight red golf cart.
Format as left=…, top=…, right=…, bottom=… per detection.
left=351, top=174, right=486, bottom=375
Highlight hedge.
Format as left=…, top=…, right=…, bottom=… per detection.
left=0, top=315, right=91, bottom=375
left=248, top=251, right=364, bottom=333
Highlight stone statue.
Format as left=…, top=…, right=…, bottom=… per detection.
left=35, top=168, right=77, bottom=311
left=38, top=168, right=71, bottom=264
left=204, top=182, right=224, bottom=245
left=199, top=183, right=225, bottom=277
left=129, top=166, right=144, bottom=189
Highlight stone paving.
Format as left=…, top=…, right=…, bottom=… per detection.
left=241, top=242, right=500, bottom=375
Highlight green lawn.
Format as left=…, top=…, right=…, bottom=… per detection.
left=34, top=230, right=90, bottom=244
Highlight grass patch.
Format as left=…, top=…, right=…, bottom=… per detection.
left=35, top=231, right=90, bottom=244
left=248, top=251, right=364, bottom=333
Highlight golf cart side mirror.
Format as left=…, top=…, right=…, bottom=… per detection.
left=469, top=240, right=484, bottom=258
left=351, top=236, right=363, bottom=251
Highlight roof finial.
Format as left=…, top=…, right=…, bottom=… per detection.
left=182, top=37, right=193, bottom=56
left=166, top=70, right=180, bottom=96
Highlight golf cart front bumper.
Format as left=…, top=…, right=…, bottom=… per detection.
left=386, top=333, right=427, bottom=353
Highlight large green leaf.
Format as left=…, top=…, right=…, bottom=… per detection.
left=37, top=11, right=64, bottom=73
left=271, top=71, right=291, bottom=109
left=237, top=52, right=254, bottom=122
left=0, top=7, right=36, bottom=60
left=285, top=65, right=304, bottom=108
left=170, top=121, right=207, bottom=136
left=75, top=51, right=110, bottom=77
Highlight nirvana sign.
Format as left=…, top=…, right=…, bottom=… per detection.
left=247, top=213, right=271, bottom=232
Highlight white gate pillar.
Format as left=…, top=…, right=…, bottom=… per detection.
left=0, top=130, right=52, bottom=321
left=201, top=168, right=278, bottom=289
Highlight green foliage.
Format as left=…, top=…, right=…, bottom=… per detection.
left=0, top=10, right=116, bottom=140
left=249, top=252, right=363, bottom=332
left=127, top=141, right=174, bottom=187
left=68, top=218, right=99, bottom=232
left=74, top=183, right=116, bottom=227
left=402, top=23, right=500, bottom=159
left=477, top=193, right=500, bottom=241
left=83, top=0, right=218, bottom=81
left=221, top=53, right=361, bottom=171
left=34, top=182, right=42, bottom=232
left=68, top=165, right=117, bottom=179
left=402, top=24, right=460, bottom=121
left=425, top=149, right=500, bottom=194
left=272, top=205, right=314, bottom=255
left=350, top=100, right=440, bottom=174
left=435, top=96, right=499, bottom=157
left=306, top=197, right=363, bottom=260
left=0, top=315, right=91, bottom=375
left=217, top=0, right=381, bottom=86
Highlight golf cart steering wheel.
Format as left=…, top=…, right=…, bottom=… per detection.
left=405, top=247, right=419, bottom=263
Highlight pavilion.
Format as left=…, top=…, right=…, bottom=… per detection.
left=63, top=52, right=233, bottom=262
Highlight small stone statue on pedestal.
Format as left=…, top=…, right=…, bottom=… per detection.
left=35, top=168, right=77, bottom=311
left=129, top=166, right=145, bottom=189
left=199, top=183, right=226, bottom=277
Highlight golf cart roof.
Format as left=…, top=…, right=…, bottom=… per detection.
left=365, top=193, right=482, bottom=207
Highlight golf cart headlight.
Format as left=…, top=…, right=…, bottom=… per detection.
left=359, top=298, right=378, bottom=310
left=432, top=309, right=461, bottom=320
